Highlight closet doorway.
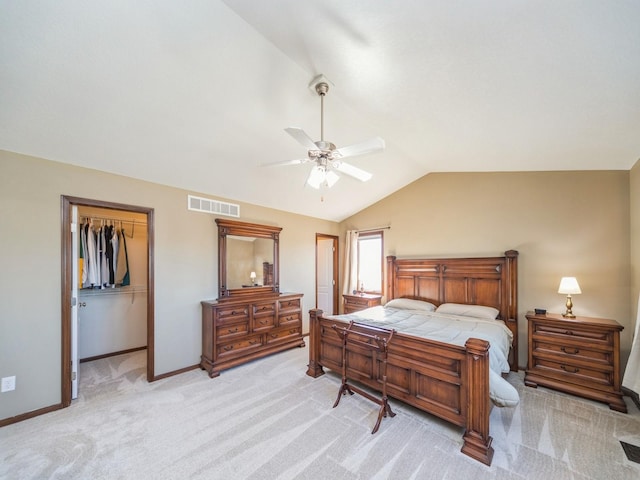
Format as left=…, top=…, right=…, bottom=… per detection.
left=60, top=196, right=155, bottom=407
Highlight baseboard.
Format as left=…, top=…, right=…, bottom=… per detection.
left=0, top=402, right=63, bottom=428
left=80, top=346, right=147, bottom=363
left=152, top=364, right=200, bottom=381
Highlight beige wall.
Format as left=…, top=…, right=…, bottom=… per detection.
left=0, top=150, right=338, bottom=421
left=340, top=171, right=631, bottom=370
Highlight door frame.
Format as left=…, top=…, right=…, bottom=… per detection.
left=315, top=233, right=339, bottom=315
left=60, top=195, right=155, bottom=407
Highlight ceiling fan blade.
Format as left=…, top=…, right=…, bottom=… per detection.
left=261, top=158, right=307, bottom=168
left=335, top=136, right=385, bottom=159
left=335, top=162, right=372, bottom=182
left=285, top=127, right=318, bottom=150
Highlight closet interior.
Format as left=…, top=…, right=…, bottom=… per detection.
left=77, top=206, right=148, bottom=362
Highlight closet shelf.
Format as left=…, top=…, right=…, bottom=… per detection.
left=79, top=285, right=147, bottom=297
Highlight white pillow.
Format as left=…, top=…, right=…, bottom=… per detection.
left=385, top=298, right=436, bottom=312
left=435, top=303, right=499, bottom=320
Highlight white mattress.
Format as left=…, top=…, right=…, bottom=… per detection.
left=326, top=305, right=519, bottom=407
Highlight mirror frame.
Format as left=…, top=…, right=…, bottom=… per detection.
left=216, top=218, right=281, bottom=299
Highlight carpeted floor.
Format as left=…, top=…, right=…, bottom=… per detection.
left=1, top=344, right=639, bottom=479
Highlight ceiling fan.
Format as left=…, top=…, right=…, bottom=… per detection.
left=266, top=75, right=385, bottom=189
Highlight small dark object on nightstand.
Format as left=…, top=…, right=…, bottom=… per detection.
left=534, top=308, right=546, bottom=315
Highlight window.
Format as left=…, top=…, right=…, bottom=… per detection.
left=357, top=231, right=383, bottom=293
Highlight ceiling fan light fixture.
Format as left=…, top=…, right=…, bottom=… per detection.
left=306, top=165, right=339, bottom=189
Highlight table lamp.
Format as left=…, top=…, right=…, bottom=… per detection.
left=558, top=277, right=581, bottom=318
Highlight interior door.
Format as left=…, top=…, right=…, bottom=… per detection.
left=71, top=206, right=79, bottom=399
left=316, top=236, right=338, bottom=315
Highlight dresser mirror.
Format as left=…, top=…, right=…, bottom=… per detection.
left=216, top=218, right=281, bottom=299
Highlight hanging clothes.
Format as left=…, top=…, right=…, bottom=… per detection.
left=79, top=219, right=131, bottom=289
left=110, top=225, right=119, bottom=286
left=115, top=228, right=130, bottom=287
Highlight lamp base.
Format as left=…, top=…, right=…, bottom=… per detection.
left=563, top=295, right=575, bottom=318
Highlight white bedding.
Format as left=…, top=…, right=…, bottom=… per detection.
left=326, top=305, right=519, bottom=407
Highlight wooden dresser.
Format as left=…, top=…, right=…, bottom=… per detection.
left=343, top=293, right=383, bottom=314
left=525, top=311, right=626, bottom=412
left=201, top=293, right=304, bottom=378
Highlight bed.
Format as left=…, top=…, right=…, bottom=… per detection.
left=306, top=251, right=519, bottom=466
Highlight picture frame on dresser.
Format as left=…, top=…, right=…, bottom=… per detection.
left=524, top=311, right=627, bottom=412
left=200, top=219, right=304, bottom=378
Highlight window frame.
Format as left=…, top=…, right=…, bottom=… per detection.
left=357, top=230, right=384, bottom=294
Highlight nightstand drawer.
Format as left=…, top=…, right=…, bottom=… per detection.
left=343, top=294, right=382, bottom=313
left=533, top=323, right=612, bottom=346
left=532, top=341, right=611, bottom=365
left=531, top=357, right=613, bottom=387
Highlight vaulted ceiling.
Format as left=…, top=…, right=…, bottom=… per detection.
left=1, top=1, right=639, bottom=221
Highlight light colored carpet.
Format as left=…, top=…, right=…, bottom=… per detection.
left=1, top=345, right=639, bottom=479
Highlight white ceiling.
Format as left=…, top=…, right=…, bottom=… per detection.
left=1, top=1, right=639, bottom=221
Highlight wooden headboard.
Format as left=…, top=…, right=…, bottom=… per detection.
left=386, top=250, right=519, bottom=370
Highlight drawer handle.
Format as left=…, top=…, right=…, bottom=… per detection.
left=561, top=365, right=579, bottom=373
left=270, top=334, right=278, bottom=338
left=289, top=329, right=297, bottom=334
left=249, top=340, right=260, bottom=345
left=561, top=347, right=579, bottom=354
left=227, top=328, right=238, bottom=334
left=223, top=345, right=234, bottom=351
left=259, top=320, right=268, bottom=325
left=564, top=330, right=573, bottom=335
left=259, top=306, right=268, bottom=311
left=287, top=316, right=294, bottom=321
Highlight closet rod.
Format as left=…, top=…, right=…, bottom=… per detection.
left=80, top=214, right=147, bottom=226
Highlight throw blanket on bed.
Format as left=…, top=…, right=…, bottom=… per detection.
left=326, top=305, right=520, bottom=407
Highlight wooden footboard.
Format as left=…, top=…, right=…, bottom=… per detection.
left=306, top=309, right=494, bottom=466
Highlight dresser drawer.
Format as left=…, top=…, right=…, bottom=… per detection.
left=254, top=315, right=275, bottom=332
left=216, top=321, right=250, bottom=340
left=266, top=326, right=301, bottom=344
left=279, top=297, right=301, bottom=312
left=279, top=311, right=301, bottom=327
left=215, top=305, right=250, bottom=325
left=217, top=335, right=262, bottom=359
left=253, top=302, right=276, bottom=316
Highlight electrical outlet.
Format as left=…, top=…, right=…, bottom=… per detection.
left=1, top=376, right=16, bottom=392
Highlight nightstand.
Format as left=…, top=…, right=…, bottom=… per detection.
left=525, top=311, right=626, bottom=412
left=343, top=293, right=382, bottom=314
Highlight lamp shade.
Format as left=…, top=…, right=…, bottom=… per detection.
left=250, top=271, right=257, bottom=280
left=558, top=277, right=581, bottom=295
